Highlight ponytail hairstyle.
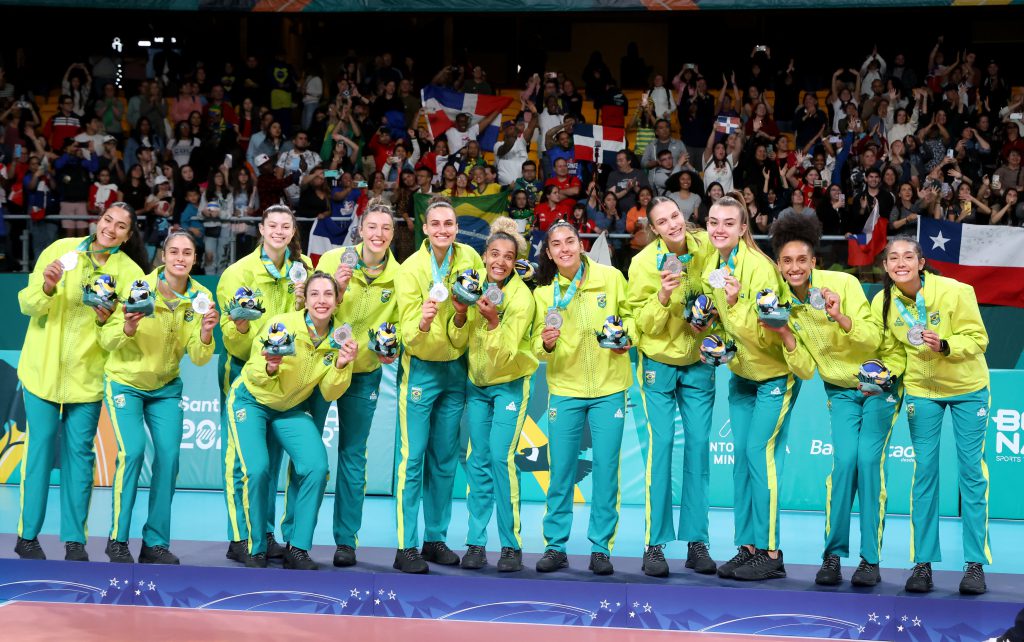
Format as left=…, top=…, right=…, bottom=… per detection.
left=362, top=198, right=395, bottom=225
left=645, top=195, right=703, bottom=249
left=769, top=209, right=822, bottom=257
left=486, top=216, right=528, bottom=258
left=261, top=204, right=304, bottom=264
left=107, top=202, right=152, bottom=273
left=162, top=230, right=198, bottom=253
left=879, top=235, right=926, bottom=333
left=536, top=220, right=580, bottom=286
left=711, top=191, right=772, bottom=262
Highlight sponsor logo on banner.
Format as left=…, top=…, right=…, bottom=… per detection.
left=992, top=409, right=1023, bottom=463
left=710, top=419, right=734, bottom=465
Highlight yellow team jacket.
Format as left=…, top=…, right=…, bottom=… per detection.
left=461, top=274, right=539, bottom=387
left=701, top=240, right=794, bottom=382
left=18, top=236, right=144, bottom=403
left=317, top=244, right=402, bottom=374
left=100, top=268, right=216, bottom=391
left=782, top=269, right=881, bottom=388
left=531, top=257, right=633, bottom=398
left=239, top=310, right=354, bottom=411
left=626, top=230, right=717, bottom=367
left=871, top=274, right=989, bottom=398
left=217, top=246, right=313, bottom=362
left=396, top=241, right=484, bottom=362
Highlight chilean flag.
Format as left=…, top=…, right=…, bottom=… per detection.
left=847, top=201, right=888, bottom=267
left=420, top=86, right=512, bottom=153
left=573, top=125, right=626, bottom=164
left=919, top=217, right=1024, bottom=308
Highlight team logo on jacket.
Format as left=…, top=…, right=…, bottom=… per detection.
left=323, top=353, right=335, bottom=366
left=614, top=408, right=624, bottom=419
left=288, top=283, right=295, bottom=293
left=886, top=395, right=898, bottom=404
left=792, top=322, right=802, bottom=332
left=506, top=401, right=517, bottom=412
left=906, top=403, right=915, bottom=419
left=644, top=370, right=656, bottom=385
left=411, top=387, right=422, bottom=402
left=235, top=408, right=247, bottom=422
left=369, top=391, right=378, bottom=401
left=929, top=311, right=941, bottom=326
left=770, top=387, right=782, bottom=396
left=113, top=394, right=126, bottom=409
left=895, top=318, right=905, bottom=327
left=596, top=293, right=607, bottom=308
left=381, top=289, right=393, bottom=303
left=978, top=407, right=988, bottom=417
left=548, top=408, right=557, bottom=422
left=184, top=309, right=195, bottom=322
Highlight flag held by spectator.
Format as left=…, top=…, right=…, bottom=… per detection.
left=847, top=200, right=888, bottom=267
left=714, top=115, right=741, bottom=134
left=413, top=190, right=508, bottom=254
left=919, top=217, right=1024, bottom=308
left=308, top=216, right=353, bottom=265
left=573, top=125, right=626, bottom=164
left=420, top=86, right=512, bottom=153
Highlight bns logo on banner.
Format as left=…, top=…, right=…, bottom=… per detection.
left=992, top=409, right=1024, bottom=463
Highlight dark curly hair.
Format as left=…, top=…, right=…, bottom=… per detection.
left=769, top=212, right=822, bottom=257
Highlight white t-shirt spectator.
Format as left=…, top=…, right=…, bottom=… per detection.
left=494, top=136, right=529, bottom=185
left=167, top=137, right=201, bottom=167
left=303, top=76, right=323, bottom=105
left=536, top=110, right=564, bottom=154
left=669, top=192, right=702, bottom=219
left=703, top=158, right=735, bottom=193
left=276, top=149, right=322, bottom=178
left=445, top=123, right=480, bottom=155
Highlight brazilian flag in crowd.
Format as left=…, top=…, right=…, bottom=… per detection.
left=413, top=190, right=509, bottom=253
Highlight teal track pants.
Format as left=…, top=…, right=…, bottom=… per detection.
left=104, top=378, right=185, bottom=548
left=821, top=381, right=904, bottom=564
left=728, top=373, right=801, bottom=551
left=636, top=354, right=716, bottom=548
left=19, top=390, right=101, bottom=543
left=395, top=353, right=467, bottom=549
left=285, top=368, right=383, bottom=547
left=543, top=391, right=626, bottom=556
left=226, top=381, right=328, bottom=555
left=220, top=355, right=283, bottom=542
left=465, top=377, right=531, bottom=550
left=906, top=388, right=992, bottom=565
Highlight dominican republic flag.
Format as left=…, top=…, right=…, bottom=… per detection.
left=420, top=86, right=512, bottom=152
left=308, top=216, right=356, bottom=265
left=573, top=125, right=626, bottom=164
left=714, top=115, right=741, bottom=134
left=919, top=217, right=1024, bottom=308
left=847, top=199, right=888, bottom=267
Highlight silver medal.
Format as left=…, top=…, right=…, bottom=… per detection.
left=191, top=292, right=212, bottom=315
left=333, top=323, right=353, bottom=345
left=809, top=287, right=826, bottom=310
left=545, top=309, right=563, bottom=329
left=340, top=247, right=360, bottom=268
left=484, top=283, right=503, bottom=306
left=708, top=268, right=728, bottom=289
left=429, top=282, right=449, bottom=302
left=59, top=251, right=79, bottom=271
left=663, top=254, right=683, bottom=275
left=288, top=262, right=308, bottom=284
left=907, top=323, right=926, bottom=346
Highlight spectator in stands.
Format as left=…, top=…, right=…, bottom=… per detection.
left=444, top=171, right=472, bottom=198
left=22, top=154, right=57, bottom=262
left=445, top=109, right=502, bottom=156
left=890, top=182, right=921, bottom=233
left=625, top=186, right=654, bottom=257
left=641, top=119, right=687, bottom=171
left=793, top=93, right=829, bottom=151
left=545, top=157, right=582, bottom=200
left=204, top=84, right=238, bottom=139
left=560, top=79, right=585, bottom=122
left=253, top=120, right=290, bottom=167
left=508, top=188, right=534, bottom=235
left=776, top=187, right=817, bottom=222
left=268, top=52, right=298, bottom=135
left=701, top=129, right=742, bottom=194
left=42, top=95, right=80, bottom=152
left=512, top=160, right=543, bottom=208
left=495, top=104, right=539, bottom=186
left=648, top=148, right=678, bottom=196
left=55, top=136, right=99, bottom=237
left=607, top=150, right=649, bottom=216
left=667, top=170, right=702, bottom=223
left=254, top=153, right=289, bottom=215
left=300, top=64, right=324, bottom=131
left=167, top=121, right=200, bottom=168
left=200, top=167, right=233, bottom=273
left=146, top=176, right=174, bottom=258
left=62, top=63, right=92, bottom=117
left=534, top=184, right=571, bottom=232
left=694, top=181, right=724, bottom=226
left=848, top=167, right=895, bottom=233
left=170, top=82, right=202, bottom=130
left=463, top=66, right=493, bottom=95
left=98, top=135, right=125, bottom=185
left=274, top=130, right=321, bottom=207
left=544, top=125, right=582, bottom=180
left=990, top=188, right=1020, bottom=225
left=567, top=200, right=597, bottom=251
left=648, top=74, right=675, bottom=121
left=582, top=52, right=614, bottom=113
left=95, top=83, right=126, bottom=141
left=991, top=149, right=1024, bottom=199
left=124, top=117, right=164, bottom=169
left=230, top=166, right=258, bottom=256
left=817, top=183, right=848, bottom=239
left=456, top=139, right=486, bottom=175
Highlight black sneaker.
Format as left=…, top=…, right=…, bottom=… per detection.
left=245, top=552, right=267, bottom=568
left=333, top=545, right=356, bottom=568
left=15, top=537, right=45, bottom=560
left=535, top=549, right=568, bottom=573
left=265, top=533, right=285, bottom=559
left=283, top=545, right=318, bottom=571
left=226, top=540, right=249, bottom=563
left=422, top=541, right=460, bottom=565
left=685, top=541, right=718, bottom=575
left=815, top=554, right=842, bottom=586
left=904, top=562, right=933, bottom=593
left=497, top=547, right=523, bottom=573
left=959, top=562, right=987, bottom=595
left=460, top=545, right=487, bottom=570
left=393, top=547, right=429, bottom=574
left=140, top=544, right=179, bottom=565
left=589, top=552, right=614, bottom=576
left=105, top=540, right=132, bottom=564
left=851, top=558, right=881, bottom=587
left=717, top=546, right=754, bottom=579
left=733, top=549, right=787, bottom=581
left=642, top=545, right=669, bottom=578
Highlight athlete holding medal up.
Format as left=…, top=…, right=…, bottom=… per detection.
left=873, top=237, right=992, bottom=595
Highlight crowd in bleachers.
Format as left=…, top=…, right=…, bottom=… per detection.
left=0, top=37, right=1021, bottom=274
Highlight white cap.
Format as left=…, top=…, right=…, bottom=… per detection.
left=154, top=175, right=169, bottom=186
left=73, top=133, right=91, bottom=144
left=255, top=154, right=271, bottom=167
left=102, top=134, right=117, bottom=144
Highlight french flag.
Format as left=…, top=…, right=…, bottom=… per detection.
left=421, top=86, right=512, bottom=153
left=714, top=115, right=741, bottom=134
left=919, top=217, right=1024, bottom=308
left=573, top=125, right=626, bottom=164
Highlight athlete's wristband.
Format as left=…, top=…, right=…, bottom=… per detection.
left=939, top=339, right=950, bottom=356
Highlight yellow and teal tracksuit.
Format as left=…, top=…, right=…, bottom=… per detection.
left=531, top=257, right=633, bottom=555
left=99, top=268, right=215, bottom=548
left=216, top=246, right=313, bottom=542
left=17, top=235, right=143, bottom=544
left=394, top=240, right=483, bottom=549
left=626, top=232, right=718, bottom=549
left=284, top=244, right=401, bottom=548
left=701, top=241, right=806, bottom=551
left=783, top=269, right=903, bottom=564
left=872, top=274, right=991, bottom=565
left=226, top=310, right=353, bottom=556
left=463, top=274, right=538, bottom=551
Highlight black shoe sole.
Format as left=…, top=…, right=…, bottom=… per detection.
left=392, top=561, right=429, bottom=574
left=15, top=547, right=46, bottom=561
left=333, top=558, right=357, bottom=568
left=284, top=561, right=318, bottom=571
left=536, top=562, right=568, bottom=573
left=905, top=582, right=933, bottom=593
left=589, top=563, right=614, bottom=576
left=851, top=575, right=880, bottom=587
left=139, top=555, right=179, bottom=565
left=815, top=575, right=842, bottom=586
left=734, top=570, right=787, bottom=581
left=685, top=559, right=718, bottom=575
left=245, top=560, right=268, bottom=569
left=460, top=560, right=486, bottom=570
left=226, top=546, right=248, bottom=563
left=642, top=563, right=669, bottom=578
left=497, top=562, right=523, bottom=572
left=959, top=586, right=987, bottom=595
left=423, top=555, right=460, bottom=566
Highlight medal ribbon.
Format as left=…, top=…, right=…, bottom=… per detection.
left=261, top=246, right=293, bottom=280
left=718, top=245, right=738, bottom=274
left=656, top=239, right=692, bottom=269
left=305, top=311, right=332, bottom=348
left=893, top=277, right=927, bottom=328
left=77, top=234, right=122, bottom=256
left=158, top=269, right=198, bottom=302
left=552, top=263, right=584, bottom=311
left=430, top=244, right=453, bottom=287
left=355, top=244, right=388, bottom=272
left=790, top=273, right=814, bottom=306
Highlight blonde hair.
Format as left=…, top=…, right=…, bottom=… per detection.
left=711, top=191, right=772, bottom=262
left=487, top=216, right=528, bottom=257
left=645, top=196, right=703, bottom=249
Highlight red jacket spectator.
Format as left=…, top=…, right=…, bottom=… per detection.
left=42, top=106, right=81, bottom=152
left=367, top=131, right=396, bottom=174
left=534, top=199, right=573, bottom=232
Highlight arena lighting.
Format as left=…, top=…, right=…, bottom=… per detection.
left=138, top=40, right=152, bottom=47
left=113, top=37, right=124, bottom=88
left=154, top=37, right=164, bottom=43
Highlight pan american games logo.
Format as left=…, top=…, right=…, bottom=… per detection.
left=992, top=409, right=1023, bottom=463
